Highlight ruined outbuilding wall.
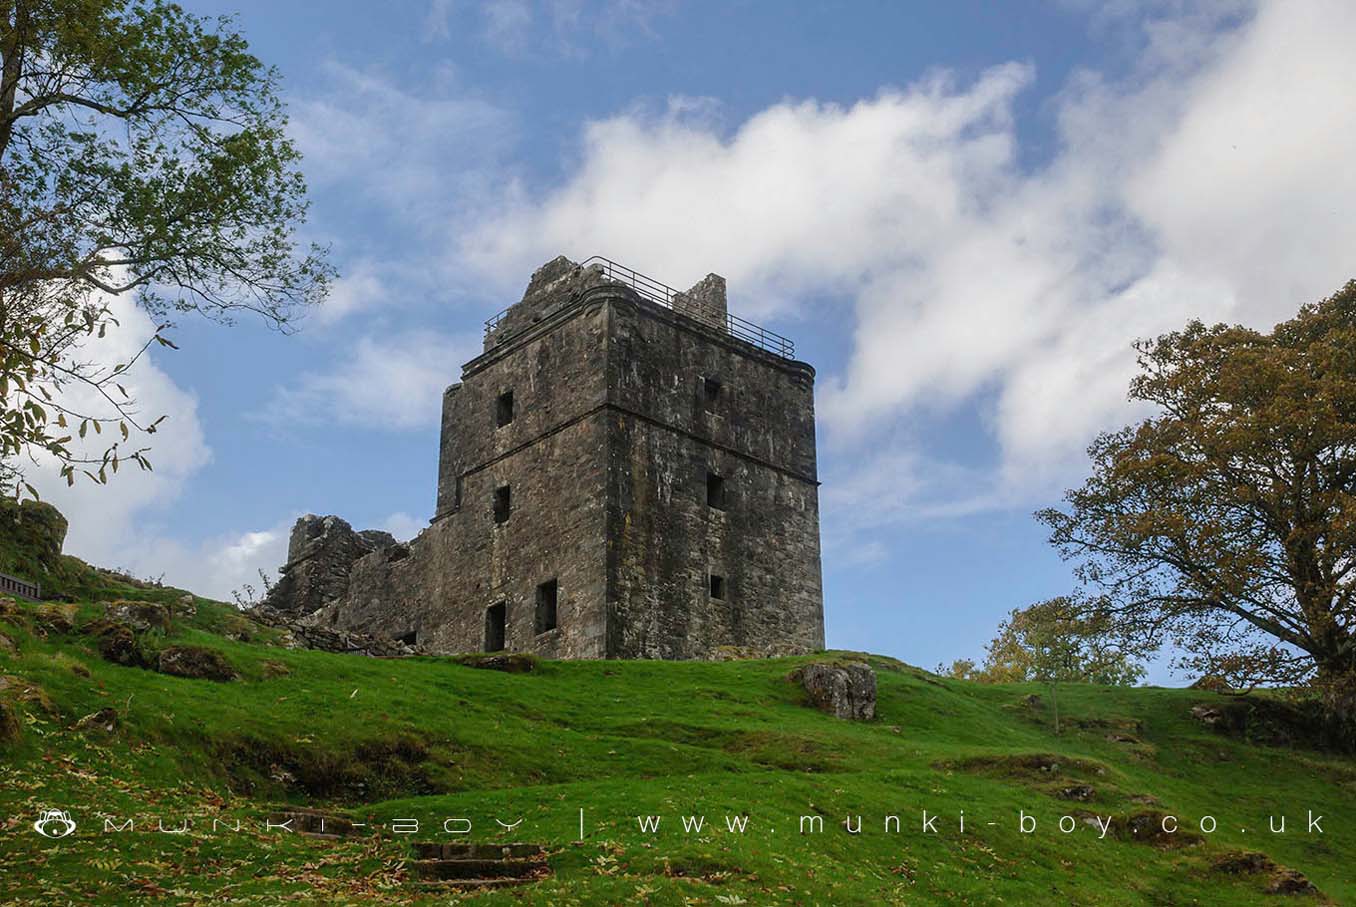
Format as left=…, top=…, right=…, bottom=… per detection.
left=337, top=288, right=613, bottom=659
left=262, top=515, right=395, bottom=615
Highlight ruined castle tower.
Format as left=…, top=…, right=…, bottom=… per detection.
left=271, top=255, right=824, bottom=659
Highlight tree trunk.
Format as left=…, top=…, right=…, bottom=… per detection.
left=1317, top=667, right=1356, bottom=753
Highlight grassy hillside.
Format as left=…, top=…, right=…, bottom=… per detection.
left=0, top=588, right=1353, bottom=906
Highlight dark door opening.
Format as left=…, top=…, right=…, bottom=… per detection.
left=536, top=579, right=558, bottom=633
left=485, top=602, right=507, bottom=652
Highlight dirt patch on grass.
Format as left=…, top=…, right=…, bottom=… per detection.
left=214, top=732, right=443, bottom=802
left=610, top=721, right=843, bottom=772
left=945, top=752, right=1110, bottom=781
left=724, top=730, right=843, bottom=773
left=611, top=720, right=736, bottom=748
left=1101, top=811, right=1203, bottom=849
left=1210, top=851, right=1322, bottom=897
left=454, top=653, right=537, bottom=673
left=662, top=854, right=747, bottom=883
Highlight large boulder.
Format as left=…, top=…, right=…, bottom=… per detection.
left=792, top=662, right=877, bottom=720
left=261, top=515, right=396, bottom=615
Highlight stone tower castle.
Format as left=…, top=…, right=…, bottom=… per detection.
left=264, top=255, right=824, bottom=659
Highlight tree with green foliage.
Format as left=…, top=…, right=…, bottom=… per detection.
left=963, top=597, right=1146, bottom=733
left=1039, top=280, right=1356, bottom=747
left=0, top=0, right=330, bottom=494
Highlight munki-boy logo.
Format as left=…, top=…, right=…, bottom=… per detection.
left=33, top=809, right=77, bottom=839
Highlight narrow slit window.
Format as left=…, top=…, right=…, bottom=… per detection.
left=703, top=377, right=723, bottom=408
left=709, top=574, right=726, bottom=600
left=485, top=602, right=507, bottom=652
left=706, top=472, right=726, bottom=510
left=536, top=579, right=559, bottom=633
left=496, top=390, right=515, bottom=427
left=493, top=485, right=511, bottom=523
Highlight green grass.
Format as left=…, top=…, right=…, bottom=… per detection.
left=1, top=591, right=1352, bottom=906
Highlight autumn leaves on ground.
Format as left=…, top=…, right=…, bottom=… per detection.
left=0, top=546, right=1353, bottom=905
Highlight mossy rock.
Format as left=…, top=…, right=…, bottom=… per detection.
left=96, top=625, right=148, bottom=667
left=33, top=603, right=77, bottom=634
left=157, top=645, right=238, bottom=682
left=454, top=653, right=537, bottom=673
left=0, top=698, right=21, bottom=745
left=101, top=600, right=172, bottom=633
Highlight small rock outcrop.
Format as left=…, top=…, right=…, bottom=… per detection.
left=157, top=645, right=238, bottom=682
left=74, top=707, right=119, bottom=734
left=0, top=699, right=21, bottom=744
left=246, top=604, right=423, bottom=657
left=261, top=515, right=396, bottom=616
left=454, top=653, right=536, bottom=673
left=95, top=623, right=146, bottom=667
left=792, top=662, right=877, bottom=720
left=103, top=600, right=171, bottom=633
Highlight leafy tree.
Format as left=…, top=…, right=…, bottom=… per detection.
left=0, top=0, right=331, bottom=494
left=1039, top=280, right=1356, bottom=746
left=938, top=657, right=979, bottom=681
left=975, top=598, right=1146, bottom=733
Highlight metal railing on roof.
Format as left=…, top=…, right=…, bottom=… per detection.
left=483, top=255, right=796, bottom=359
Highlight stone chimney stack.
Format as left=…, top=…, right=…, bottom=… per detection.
left=672, top=273, right=727, bottom=331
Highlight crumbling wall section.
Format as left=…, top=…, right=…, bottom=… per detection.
left=261, top=515, right=395, bottom=615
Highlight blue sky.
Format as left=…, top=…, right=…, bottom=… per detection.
left=31, top=1, right=1356, bottom=683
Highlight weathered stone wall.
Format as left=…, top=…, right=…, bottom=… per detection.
left=604, top=295, right=823, bottom=658
left=262, top=515, right=395, bottom=615
left=340, top=296, right=613, bottom=658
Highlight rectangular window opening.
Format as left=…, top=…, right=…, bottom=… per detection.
left=709, top=574, right=726, bottom=600
left=493, top=484, right=512, bottom=523
left=706, top=472, right=726, bottom=510
left=485, top=602, right=506, bottom=652
left=536, top=579, right=559, bottom=634
left=496, top=390, right=515, bottom=427
left=703, top=376, right=723, bottom=408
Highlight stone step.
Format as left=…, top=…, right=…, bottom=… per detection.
left=414, top=878, right=538, bottom=891
left=411, top=842, right=545, bottom=861
left=411, top=857, right=548, bottom=882
left=266, top=808, right=361, bottom=837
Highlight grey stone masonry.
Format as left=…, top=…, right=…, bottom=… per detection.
left=266, top=255, right=825, bottom=659
left=261, top=515, right=395, bottom=615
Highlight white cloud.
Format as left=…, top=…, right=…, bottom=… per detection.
left=466, top=0, right=676, bottom=57
left=136, top=520, right=292, bottom=602
left=309, top=260, right=390, bottom=326
left=289, top=61, right=516, bottom=232
left=25, top=291, right=213, bottom=570
left=265, top=329, right=480, bottom=431
left=424, top=0, right=454, bottom=41
left=140, top=509, right=427, bottom=601
left=462, top=0, right=1356, bottom=528
left=483, top=0, right=534, bottom=54
left=380, top=511, right=426, bottom=542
